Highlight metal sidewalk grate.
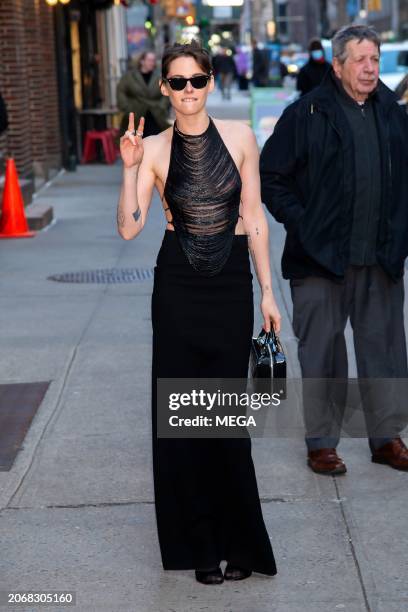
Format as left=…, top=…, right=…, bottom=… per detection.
left=47, top=268, right=155, bottom=284
left=0, top=382, right=50, bottom=471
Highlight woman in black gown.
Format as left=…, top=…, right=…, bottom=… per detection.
left=117, top=40, right=281, bottom=585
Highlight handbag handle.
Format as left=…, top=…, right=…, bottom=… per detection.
left=257, top=327, right=278, bottom=348
left=256, top=328, right=286, bottom=372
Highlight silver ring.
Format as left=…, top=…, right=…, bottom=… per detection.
left=126, top=129, right=135, bottom=136
left=136, top=131, right=143, bottom=137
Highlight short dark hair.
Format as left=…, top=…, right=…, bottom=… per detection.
left=332, top=25, right=381, bottom=64
left=161, top=40, right=213, bottom=78
left=309, top=38, right=323, bottom=52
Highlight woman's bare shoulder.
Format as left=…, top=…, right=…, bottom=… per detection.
left=212, top=118, right=256, bottom=145
left=212, top=118, right=253, bottom=134
left=141, top=127, right=173, bottom=178
left=143, top=126, right=173, bottom=152
left=140, top=127, right=173, bottom=173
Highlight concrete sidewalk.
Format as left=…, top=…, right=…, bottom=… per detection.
left=0, top=110, right=407, bottom=611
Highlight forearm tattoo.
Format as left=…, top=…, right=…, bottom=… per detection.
left=247, top=228, right=270, bottom=294
left=117, top=208, right=125, bottom=228
left=246, top=231, right=259, bottom=277
left=132, top=206, right=141, bottom=223
left=117, top=205, right=141, bottom=229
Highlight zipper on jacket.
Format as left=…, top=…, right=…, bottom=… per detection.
left=321, top=108, right=341, bottom=140
left=373, top=102, right=392, bottom=250
left=316, top=105, right=350, bottom=272
left=384, top=119, right=392, bottom=256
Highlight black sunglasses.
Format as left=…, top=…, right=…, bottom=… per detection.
left=164, top=74, right=212, bottom=91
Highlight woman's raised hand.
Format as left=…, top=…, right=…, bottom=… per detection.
left=120, top=113, right=145, bottom=169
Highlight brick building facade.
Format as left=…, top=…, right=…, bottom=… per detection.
left=0, top=0, right=61, bottom=200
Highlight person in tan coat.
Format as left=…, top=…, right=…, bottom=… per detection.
left=117, top=51, right=169, bottom=137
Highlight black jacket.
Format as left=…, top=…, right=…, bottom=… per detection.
left=214, top=54, right=236, bottom=75
left=296, top=59, right=331, bottom=96
left=260, top=71, right=408, bottom=281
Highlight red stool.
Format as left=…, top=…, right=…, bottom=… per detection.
left=82, top=130, right=116, bottom=164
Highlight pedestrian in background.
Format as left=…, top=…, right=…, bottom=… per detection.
left=234, top=46, right=249, bottom=91
left=297, top=38, right=331, bottom=96
left=395, top=73, right=408, bottom=105
left=251, top=39, right=269, bottom=87
left=214, top=47, right=236, bottom=99
left=117, top=51, right=169, bottom=138
left=117, top=39, right=279, bottom=585
left=260, top=25, right=408, bottom=475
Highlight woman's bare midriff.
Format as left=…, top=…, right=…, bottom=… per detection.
left=161, top=193, right=246, bottom=235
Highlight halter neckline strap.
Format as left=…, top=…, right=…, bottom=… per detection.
left=174, top=116, right=212, bottom=138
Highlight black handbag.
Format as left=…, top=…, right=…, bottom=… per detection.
left=250, top=328, right=287, bottom=398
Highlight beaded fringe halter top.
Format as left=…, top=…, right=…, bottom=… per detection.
left=163, top=116, right=242, bottom=276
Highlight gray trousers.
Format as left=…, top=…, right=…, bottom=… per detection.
left=290, top=266, right=408, bottom=451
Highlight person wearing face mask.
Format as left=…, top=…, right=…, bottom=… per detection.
left=297, top=38, right=331, bottom=96
left=117, top=51, right=170, bottom=138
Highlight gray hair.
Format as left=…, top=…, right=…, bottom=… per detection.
left=332, top=25, right=381, bottom=64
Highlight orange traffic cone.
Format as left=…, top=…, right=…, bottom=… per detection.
left=0, top=158, right=35, bottom=239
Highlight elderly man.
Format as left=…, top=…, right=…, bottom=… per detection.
left=260, top=25, right=408, bottom=474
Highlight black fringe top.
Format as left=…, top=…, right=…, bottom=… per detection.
left=163, top=117, right=242, bottom=276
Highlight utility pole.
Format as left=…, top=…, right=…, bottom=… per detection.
left=272, top=0, right=279, bottom=41
left=319, top=0, right=330, bottom=38
left=391, top=0, right=399, bottom=37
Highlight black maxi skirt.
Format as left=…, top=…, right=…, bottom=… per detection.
left=151, top=230, right=277, bottom=575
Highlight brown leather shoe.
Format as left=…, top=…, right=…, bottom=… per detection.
left=371, top=437, right=408, bottom=471
left=307, top=448, right=347, bottom=475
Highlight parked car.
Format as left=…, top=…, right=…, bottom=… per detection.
left=378, top=42, right=408, bottom=90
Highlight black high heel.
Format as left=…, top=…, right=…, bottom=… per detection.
left=195, top=567, right=224, bottom=585
left=224, top=564, right=252, bottom=581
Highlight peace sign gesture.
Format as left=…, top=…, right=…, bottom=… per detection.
left=120, top=113, right=145, bottom=169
